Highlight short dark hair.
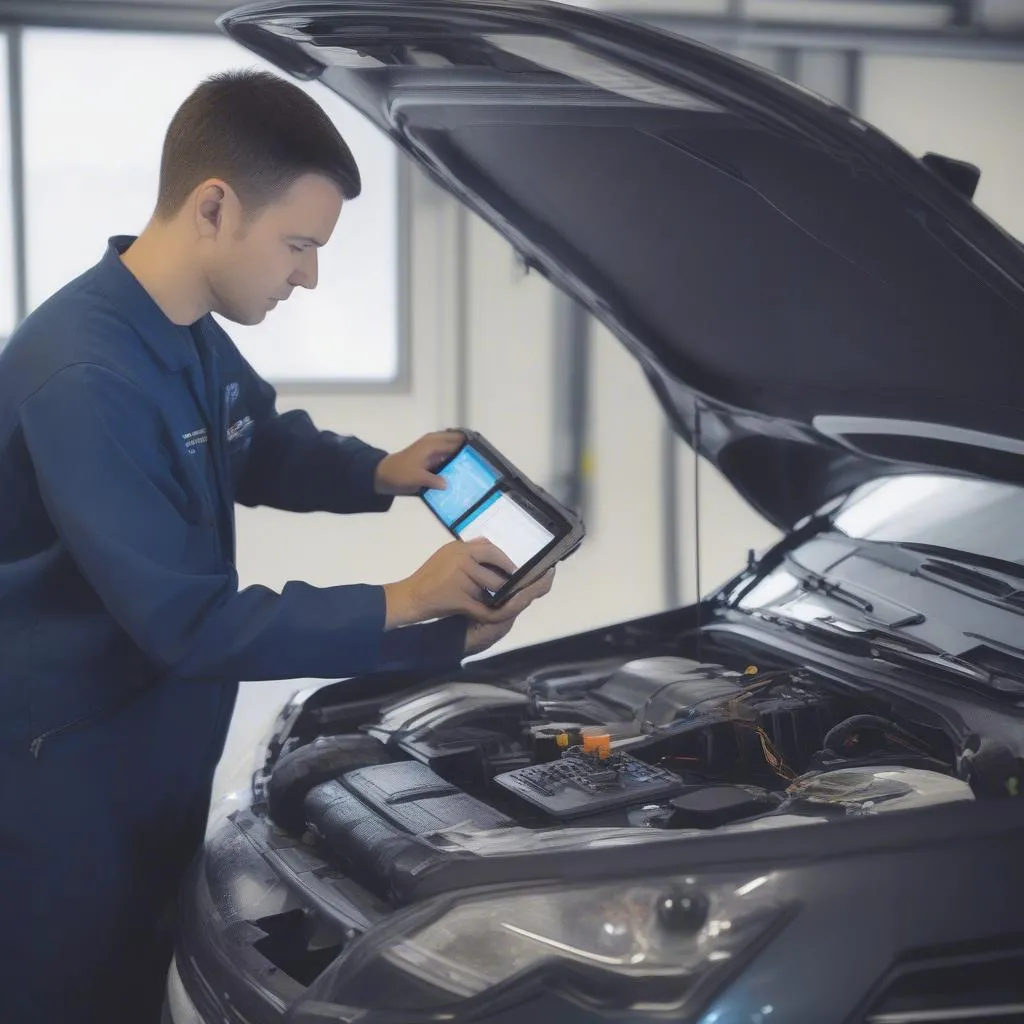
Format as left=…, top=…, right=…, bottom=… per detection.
left=155, top=69, right=361, bottom=219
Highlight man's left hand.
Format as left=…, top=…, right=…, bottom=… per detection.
left=375, top=431, right=465, bottom=496
left=464, top=569, right=556, bottom=656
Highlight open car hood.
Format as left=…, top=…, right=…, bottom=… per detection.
left=221, top=0, right=1024, bottom=529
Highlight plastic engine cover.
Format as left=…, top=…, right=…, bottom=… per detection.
left=586, top=657, right=743, bottom=728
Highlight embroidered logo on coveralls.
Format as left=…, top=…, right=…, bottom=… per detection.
left=224, top=382, right=254, bottom=448
left=182, top=428, right=209, bottom=455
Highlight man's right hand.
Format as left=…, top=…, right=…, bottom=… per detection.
left=383, top=538, right=518, bottom=628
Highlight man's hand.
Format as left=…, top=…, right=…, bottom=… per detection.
left=382, top=538, right=518, bottom=628
left=464, top=569, right=555, bottom=656
left=374, top=431, right=465, bottom=496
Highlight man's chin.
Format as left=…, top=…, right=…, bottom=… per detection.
left=216, top=308, right=267, bottom=327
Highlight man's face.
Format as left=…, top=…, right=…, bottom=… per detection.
left=201, top=172, right=344, bottom=326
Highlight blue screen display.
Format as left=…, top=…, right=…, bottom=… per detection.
left=423, top=446, right=501, bottom=526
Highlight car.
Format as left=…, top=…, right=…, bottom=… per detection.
left=165, top=2, right=1024, bottom=1022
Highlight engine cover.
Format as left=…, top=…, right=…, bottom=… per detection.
left=365, top=683, right=531, bottom=776
left=598, top=657, right=746, bottom=728
left=533, top=656, right=744, bottom=729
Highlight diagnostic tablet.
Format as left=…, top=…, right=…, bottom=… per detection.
left=421, top=431, right=585, bottom=606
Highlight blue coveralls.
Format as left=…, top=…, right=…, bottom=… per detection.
left=0, top=236, right=466, bottom=1023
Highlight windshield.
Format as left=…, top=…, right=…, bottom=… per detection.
left=829, top=474, right=1024, bottom=564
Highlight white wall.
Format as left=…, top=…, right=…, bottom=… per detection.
left=213, top=43, right=1024, bottom=800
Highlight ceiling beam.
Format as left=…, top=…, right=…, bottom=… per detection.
left=628, top=10, right=1024, bottom=61
left=2, top=1, right=1022, bottom=60
left=0, top=2, right=230, bottom=33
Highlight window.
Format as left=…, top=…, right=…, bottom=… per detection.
left=21, top=28, right=400, bottom=383
left=0, top=33, right=16, bottom=338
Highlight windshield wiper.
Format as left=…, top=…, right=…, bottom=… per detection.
left=857, top=630, right=1024, bottom=697
left=784, top=534, right=1024, bottom=616
left=867, top=632, right=991, bottom=684
left=764, top=612, right=1024, bottom=700
left=791, top=563, right=874, bottom=614
left=782, top=555, right=925, bottom=628
left=896, top=542, right=1024, bottom=581
left=895, top=543, right=1024, bottom=611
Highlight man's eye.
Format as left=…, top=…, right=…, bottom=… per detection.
left=289, top=245, right=303, bottom=254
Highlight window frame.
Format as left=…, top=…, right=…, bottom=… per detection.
left=1, top=26, right=27, bottom=339
left=0, top=6, right=411, bottom=393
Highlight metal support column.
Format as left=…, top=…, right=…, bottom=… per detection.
left=551, top=292, right=591, bottom=518
left=844, top=49, right=863, bottom=114
left=661, top=420, right=681, bottom=608
left=8, top=26, right=26, bottom=329
left=453, top=205, right=471, bottom=428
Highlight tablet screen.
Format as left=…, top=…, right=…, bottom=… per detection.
left=455, top=491, right=555, bottom=572
left=423, top=446, right=500, bottom=526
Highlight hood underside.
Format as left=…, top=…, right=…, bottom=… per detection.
left=221, top=0, right=1024, bottom=527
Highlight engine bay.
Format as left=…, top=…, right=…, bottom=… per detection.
left=262, top=641, right=983, bottom=900
left=358, top=657, right=859, bottom=825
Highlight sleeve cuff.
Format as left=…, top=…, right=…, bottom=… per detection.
left=328, top=440, right=394, bottom=514
left=356, top=445, right=395, bottom=513
left=376, top=615, right=468, bottom=675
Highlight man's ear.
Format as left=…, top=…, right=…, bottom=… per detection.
left=194, top=179, right=233, bottom=239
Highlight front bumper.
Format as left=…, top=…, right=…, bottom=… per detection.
left=172, top=800, right=1024, bottom=1024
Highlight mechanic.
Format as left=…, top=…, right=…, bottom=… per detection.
left=0, top=70, right=553, bottom=1024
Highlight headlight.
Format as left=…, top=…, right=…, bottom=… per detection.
left=288, top=871, right=794, bottom=1020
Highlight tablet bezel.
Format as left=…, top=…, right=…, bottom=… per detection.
left=420, top=438, right=573, bottom=605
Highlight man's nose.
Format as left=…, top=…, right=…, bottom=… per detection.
left=290, top=249, right=319, bottom=291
